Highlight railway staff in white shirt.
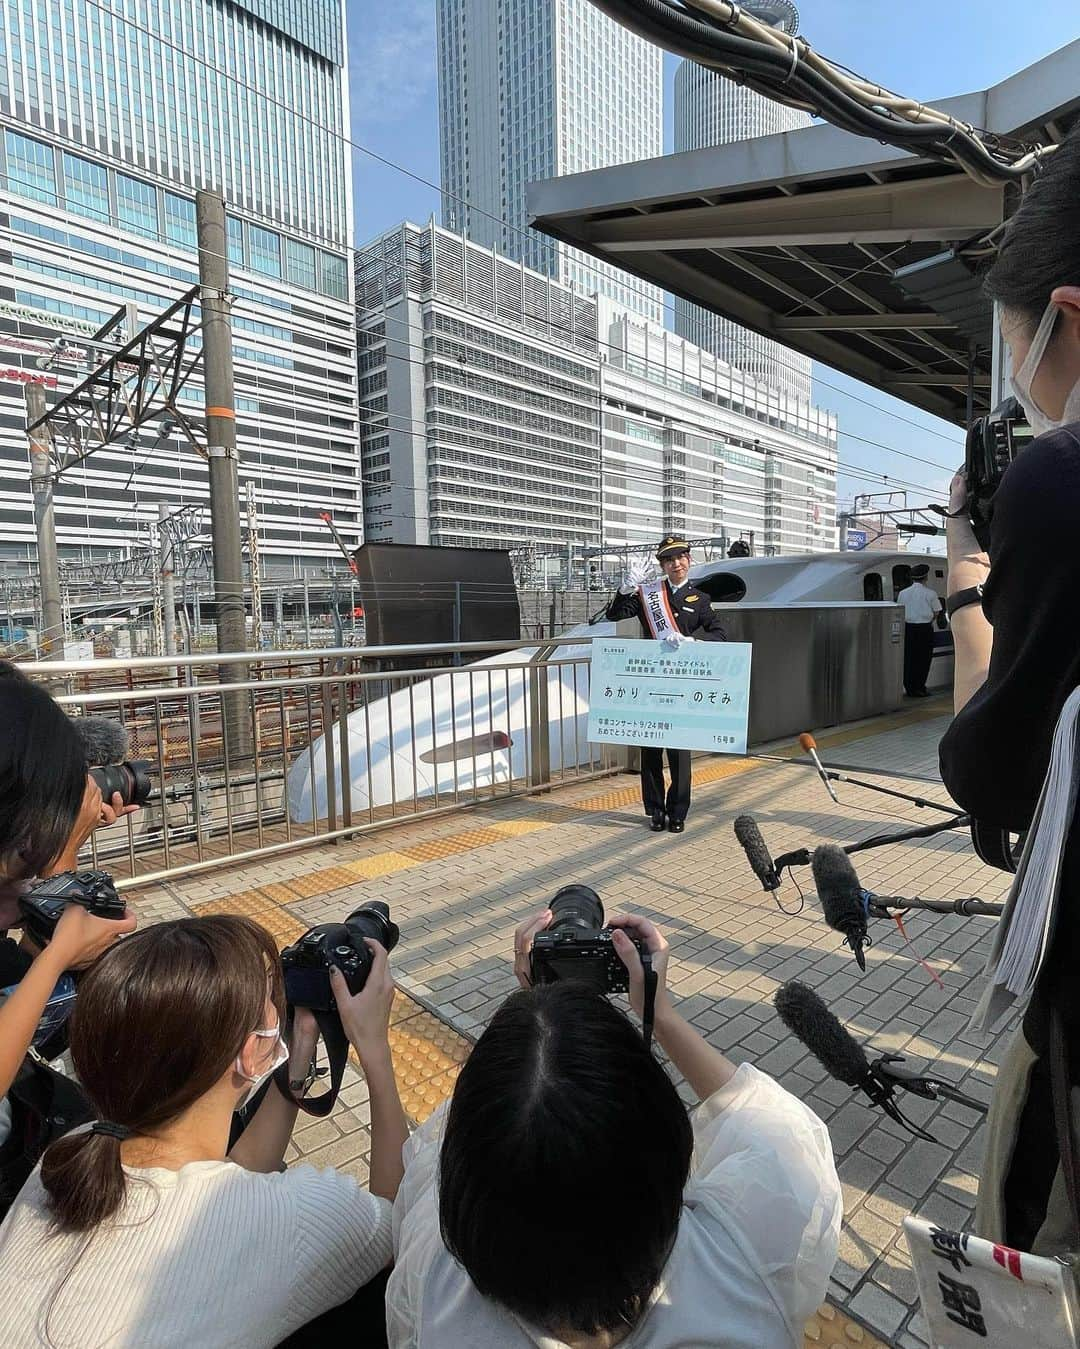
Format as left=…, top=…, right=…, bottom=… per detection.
left=897, top=563, right=943, bottom=697
left=386, top=910, right=842, bottom=1349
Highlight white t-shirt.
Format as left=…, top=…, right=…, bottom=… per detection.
left=386, top=1063, right=842, bottom=1349
left=0, top=1156, right=392, bottom=1347
left=897, top=581, right=942, bottom=625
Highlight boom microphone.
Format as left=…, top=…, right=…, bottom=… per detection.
left=71, top=716, right=129, bottom=767
left=811, top=844, right=870, bottom=970
left=774, top=981, right=871, bottom=1088
left=775, top=981, right=988, bottom=1136
left=733, top=815, right=780, bottom=891
left=799, top=732, right=840, bottom=804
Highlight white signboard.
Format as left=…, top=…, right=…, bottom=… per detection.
left=587, top=638, right=752, bottom=755
left=905, top=1217, right=1080, bottom=1348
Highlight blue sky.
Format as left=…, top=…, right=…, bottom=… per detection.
left=346, top=0, right=1080, bottom=518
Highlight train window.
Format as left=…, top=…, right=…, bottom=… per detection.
left=694, top=573, right=748, bottom=603
left=863, top=573, right=883, bottom=602
left=892, top=564, right=912, bottom=600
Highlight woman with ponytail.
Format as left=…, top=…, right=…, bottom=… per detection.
left=0, top=914, right=407, bottom=1347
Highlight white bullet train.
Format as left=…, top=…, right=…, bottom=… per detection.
left=286, top=551, right=948, bottom=822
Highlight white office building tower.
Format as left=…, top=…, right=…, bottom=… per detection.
left=598, top=299, right=836, bottom=557
left=357, top=221, right=602, bottom=568
left=0, top=0, right=359, bottom=578
left=436, top=0, right=664, bottom=325
left=672, top=1, right=813, bottom=404
left=357, top=222, right=836, bottom=580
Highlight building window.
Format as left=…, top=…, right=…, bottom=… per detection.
left=286, top=239, right=317, bottom=291
left=248, top=224, right=282, bottom=278
left=321, top=252, right=348, bottom=300
left=164, top=193, right=197, bottom=249
left=115, top=173, right=158, bottom=239
left=5, top=131, right=56, bottom=206
left=61, top=153, right=109, bottom=223
left=227, top=215, right=245, bottom=266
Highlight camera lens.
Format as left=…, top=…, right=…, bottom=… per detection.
left=547, top=884, right=604, bottom=935
left=345, top=901, right=400, bottom=954
left=89, top=760, right=153, bottom=808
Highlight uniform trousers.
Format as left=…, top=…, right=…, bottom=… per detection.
left=641, top=746, right=691, bottom=822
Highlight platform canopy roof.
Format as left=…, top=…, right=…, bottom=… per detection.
left=528, top=41, right=1080, bottom=425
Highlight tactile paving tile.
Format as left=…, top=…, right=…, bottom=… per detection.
left=487, top=818, right=556, bottom=837
left=804, top=1302, right=891, bottom=1347
left=341, top=852, right=416, bottom=879
left=191, top=890, right=307, bottom=947
left=398, top=828, right=509, bottom=862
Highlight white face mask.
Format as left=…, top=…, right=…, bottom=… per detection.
left=1009, top=302, right=1080, bottom=438
left=235, top=1025, right=288, bottom=1111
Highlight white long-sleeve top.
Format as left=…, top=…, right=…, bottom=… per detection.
left=0, top=1157, right=392, bottom=1347
left=386, top=1063, right=842, bottom=1349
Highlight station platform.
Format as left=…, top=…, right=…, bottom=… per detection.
left=128, top=695, right=1014, bottom=1349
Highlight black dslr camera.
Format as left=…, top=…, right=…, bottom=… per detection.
left=18, top=870, right=127, bottom=948
left=964, top=395, right=1034, bottom=549
left=280, top=901, right=399, bottom=1013
left=530, top=885, right=645, bottom=994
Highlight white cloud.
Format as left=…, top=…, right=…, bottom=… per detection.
left=349, top=0, right=438, bottom=128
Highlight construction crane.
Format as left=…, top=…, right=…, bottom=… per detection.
left=318, top=511, right=359, bottom=578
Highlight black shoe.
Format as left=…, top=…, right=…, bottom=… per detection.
left=668, top=819, right=685, bottom=834
left=650, top=813, right=667, bottom=832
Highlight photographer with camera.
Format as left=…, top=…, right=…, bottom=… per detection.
left=939, top=125, right=1080, bottom=1254
left=0, top=663, right=137, bottom=1201
left=0, top=913, right=408, bottom=1347
left=386, top=893, right=841, bottom=1348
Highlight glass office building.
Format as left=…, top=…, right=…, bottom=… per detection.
left=672, top=4, right=812, bottom=405
left=0, top=0, right=358, bottom=576
left=437, top=0, right=664, bottom=324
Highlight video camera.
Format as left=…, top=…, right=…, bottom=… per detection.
left=17, top=869, right=127, bottom=949
left=530, top=885, right=645, bottom=994
left=280, top=901, right=399, bottom=1012
left=964, top=395, right=1034, bottom=549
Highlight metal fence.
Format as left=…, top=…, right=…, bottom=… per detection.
left=27, top=639, right=619, bottom=890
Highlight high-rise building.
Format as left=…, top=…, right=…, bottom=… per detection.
left=0, top=0, right=359, bottom=578
left=436, top=0, right=664, bottom=324
left=356, top=221, right=601, bottom=565
left=672, top=1, right=813, bottom=404
left=357, top=222, right=837, bottom=580
left=598, top=300, right=836, bottom=557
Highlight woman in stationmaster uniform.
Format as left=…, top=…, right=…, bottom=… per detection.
left=605, top=535, right=727, bottom=834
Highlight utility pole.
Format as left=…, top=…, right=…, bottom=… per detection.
left=25, top=383, right=63, bottom=653
left=197, top=189, right=249, bottom=755
left=158, top=501, right=177, bottom=658
left=245, top=480, right=262, bottom=650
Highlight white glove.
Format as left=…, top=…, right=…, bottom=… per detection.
left=663, top=632, right=694, bottom=651
left=619, top=558, right=656, bottom=594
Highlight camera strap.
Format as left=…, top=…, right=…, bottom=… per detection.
left=274, top=1006, right=351, bottom=1118
left=641, top=951, right=657, bottom=1049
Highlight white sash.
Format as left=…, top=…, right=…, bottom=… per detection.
left=638, top=579, right=681, bottom=641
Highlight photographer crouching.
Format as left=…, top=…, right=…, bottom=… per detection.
left=939, top=124, right=1080, bottom=1254
left=0, top=661, right=138, bottom=1206
left=387, top=886, right=842, bottom=1348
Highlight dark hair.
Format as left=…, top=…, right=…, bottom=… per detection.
left=438, top=984, right=693, bottom=1337
left=984, top=127, right=1080, bottom=328
left=0, top=661, right=86, bottom=881
left=40, top=916, right=284, bottom=1232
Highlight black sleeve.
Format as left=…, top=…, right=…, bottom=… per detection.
left=605, top=589, right=642, bottom=622
left=939, top=427, right=1080, bottom=830
left=693, top=604, right=726, bottom=642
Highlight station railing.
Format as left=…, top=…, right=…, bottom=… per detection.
left=25, top=639, right=619, bottom=890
